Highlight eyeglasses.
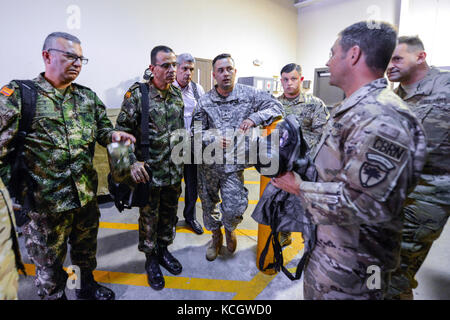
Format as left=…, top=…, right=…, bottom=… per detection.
left=47, top=48, right=89, bottom=65
left=154, top=62, right=177, bottom=69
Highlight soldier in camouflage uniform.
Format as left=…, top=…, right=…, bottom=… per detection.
left=0, top=32, right=135, bottom=300
left=192, top=53, right=284, bottom=261
left=0, top=178, right=24, bottom=300
left=386, top=36, right=450, bottom=300
left=115, top=46, right=184, bottom=291
left=278, top=63, right=329, bottom=152
left=277, top=63, right=330, bottom=247
left=272, top=21, right=427, bottom=299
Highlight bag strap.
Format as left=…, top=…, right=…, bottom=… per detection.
left=191, top=81, right=200, bottom=102
left=138, top=82, right=150, bottom=161
left=8, top=80, right=37, bottom=199
left=14, top=80, right=37, bottom=146
left=258, top=205, right=316, bottom=281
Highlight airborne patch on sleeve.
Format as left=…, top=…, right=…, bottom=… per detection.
left=0, top=86, right=14, bottom=97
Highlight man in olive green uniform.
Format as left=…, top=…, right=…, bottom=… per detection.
left=116, top=45, right=185, bottom=291
left=0, top=32, right=135, bottom=300
left=0, top=178, right=24, bottom=300
left=386, top=36, right=450, bottom=300
left=272, top=21, right=427, bottom=299
left=277, top=63, right=330, bottom=246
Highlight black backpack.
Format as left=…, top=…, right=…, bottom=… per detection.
left=107, top=82, right=151, bottom=212
left=7, top=80, right=38, bottom=227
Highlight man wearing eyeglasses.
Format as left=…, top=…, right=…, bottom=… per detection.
left=116, top=45, right=185, bottom=291
left=0, top=32, right=135, bottom=300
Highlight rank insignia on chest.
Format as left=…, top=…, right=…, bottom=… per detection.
left=0, top=86, right=14, bottom=97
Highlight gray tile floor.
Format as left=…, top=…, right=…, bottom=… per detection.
left=16, top=168, right=450, bottom=300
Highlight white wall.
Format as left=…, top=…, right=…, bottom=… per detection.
left=0, top=0, right=298, bottom=108
left=399, top=0, right=450, bottom=68
left=296, top=0, right=401, bottom=88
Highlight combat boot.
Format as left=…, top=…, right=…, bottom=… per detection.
left=158, top=246, right=182, bottom=275
left=206, top=228, right=223, bottom=261
left=225, top=228, right=237, bottom=253
left=75, top=272, right=115, bottom=300
left=145, top=253, right=165, bottom=290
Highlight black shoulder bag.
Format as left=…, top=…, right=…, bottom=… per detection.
left=8, top=80, right=37, bottom=227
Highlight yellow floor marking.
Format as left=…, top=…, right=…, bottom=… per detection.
left=178, top=197, right=258, bottom=205
left=22, top=234, right=303, bottom=299
left=232, top=232, right=304, bottom=300
left=182, top=179, right=259, bottom=185
left=99, top=221, right=258, bottom=237
left=100, top=222, right=138, bottom=231
left=23, top=263, right=249, bottom=293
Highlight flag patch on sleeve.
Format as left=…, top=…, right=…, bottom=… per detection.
left=0, top=86, right=14, bottom=97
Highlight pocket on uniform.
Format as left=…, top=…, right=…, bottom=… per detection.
left=79, top=112, right=97, bottom=143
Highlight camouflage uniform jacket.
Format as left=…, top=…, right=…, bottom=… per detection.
left=299, top=78, right=427, bottom=276
left=192, top=83, right=284, bottom=173
left=395, top=66, right=450, bottom=205
left=0, top=73, right=114, bottom=213
left=278, top=92, right=330, bottom=152
left=115, top=81, right=184, bottom=186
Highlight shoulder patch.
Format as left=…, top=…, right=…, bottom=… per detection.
left=369, top=135, right=407, bottom=162
left=1, top=86, right=14, bottom=97
left=359, top=153, right=395, bottom=188
left=342, top=127, right=412, bottom=201
left=125, top=82, right=141, bottom=96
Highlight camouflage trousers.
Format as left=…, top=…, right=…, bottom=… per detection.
left=138, top=183, right=181, bottom=255
left=198, top=166, right=248, bottom=231
left=303, top=245, right=387, bottom=300
left=23, top=200, right=100, bottom=300
left=386, top=198, right=450, bottom=299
